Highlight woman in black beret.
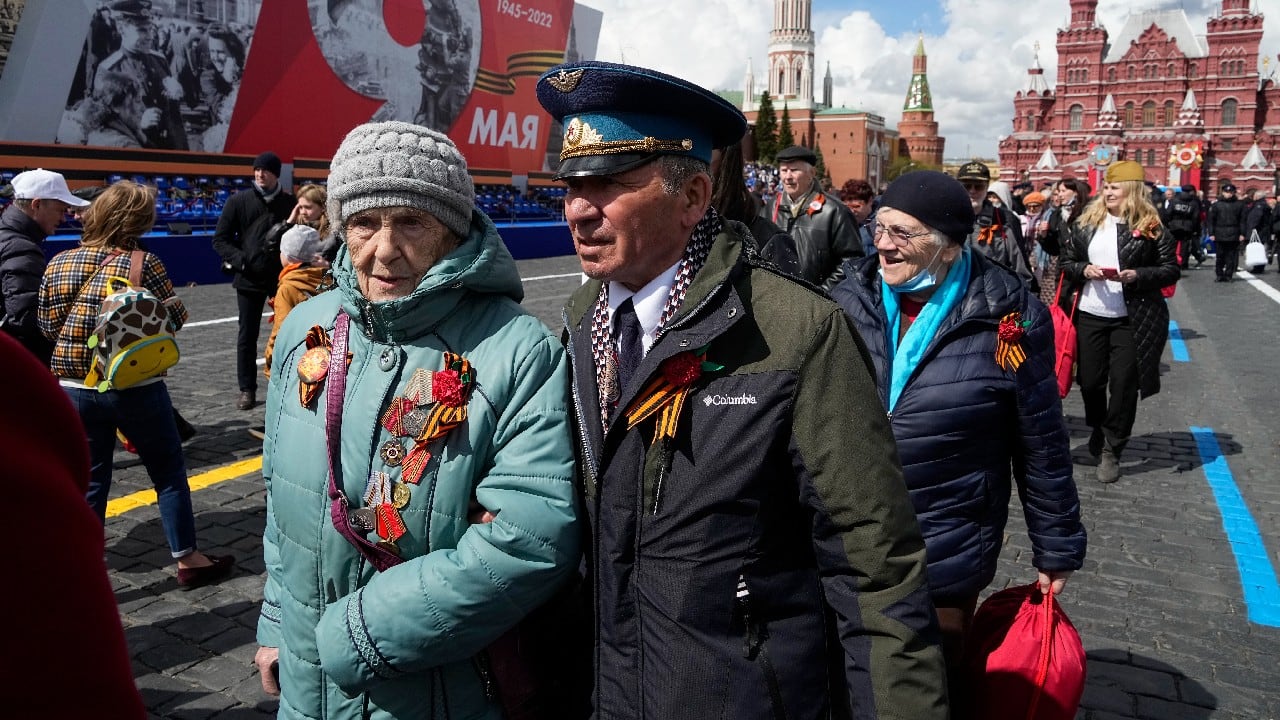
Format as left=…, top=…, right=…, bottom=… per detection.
left=830, top=170, right=1086, bottom=720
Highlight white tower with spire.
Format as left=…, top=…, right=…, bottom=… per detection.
left=745, top=0, right=815, bottom=111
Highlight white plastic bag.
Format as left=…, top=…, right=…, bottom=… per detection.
left=1245, top=230, right=1268, bottom=270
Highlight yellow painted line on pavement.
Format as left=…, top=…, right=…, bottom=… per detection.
left=105, top=456, right=263, bottom=518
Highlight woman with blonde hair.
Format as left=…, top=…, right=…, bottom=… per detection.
left=38, top=180, right=234, bottom=589
left=1057, top=161, right=1179, bottom=483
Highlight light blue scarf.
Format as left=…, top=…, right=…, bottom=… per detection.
left=882, top=245, right=972, bottom=411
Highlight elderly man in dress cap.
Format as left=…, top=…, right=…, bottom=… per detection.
left=538, top=60, right=946, bottom=720
left=762, top=143, right=863, bottom=288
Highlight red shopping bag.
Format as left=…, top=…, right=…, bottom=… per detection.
left=965, top=584, right=1086, bottom=720
left=1050, top=276, right=1078, bottom=399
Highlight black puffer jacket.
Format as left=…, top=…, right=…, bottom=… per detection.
left=1058, top=220, right=1179, bottom=398
left=0, top=204, right=52, bottom=363
left=211, top=186, right=295, bottom=294
left=831, top=251, right=1086, bottom=600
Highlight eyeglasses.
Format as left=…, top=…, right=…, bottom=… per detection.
left=1024, top=203, right=1044, bottom=210
left=873, top=221, right=933, bottom=246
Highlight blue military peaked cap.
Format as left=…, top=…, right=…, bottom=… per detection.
left=536, top=60, right=748, bottom=179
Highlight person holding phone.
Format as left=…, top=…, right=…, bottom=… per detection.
left=1057, top=161, right=1179, bottom=483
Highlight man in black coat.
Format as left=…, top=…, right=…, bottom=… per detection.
left=212, top=152, right=295, bottom=409
left=1207, top=182, right=1246, bottom=282
left=1164, top=184, right=1202, bottom=270
left=0, top=169, right=89, bottom=364
left=1244, top=188, right=1273, bottom=250
left=760, top=145, right=863, bottom=289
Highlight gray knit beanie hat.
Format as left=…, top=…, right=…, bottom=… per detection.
left=327, top=121, right=475, bottom=240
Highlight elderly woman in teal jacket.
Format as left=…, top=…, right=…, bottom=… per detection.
left=254, top=122, right=581, bottom=719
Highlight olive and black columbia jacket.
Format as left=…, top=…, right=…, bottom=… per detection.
left=563, top=218, right=947, bottom=720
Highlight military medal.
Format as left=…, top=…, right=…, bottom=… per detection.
left=405, top=368, right=434, bottom=406
left=364, top=470, right=390, bottom=506
left=376, top=503, right=407, bottom=542
left=349, top=507, right=376, bottom=531
left=401, top=408, right=428, bottom=439
left=380, top=440, right=406, bottom=466
left=380, top=397, right=415, bottom=436
left=400, top=443, right=431, bottom=485
left=391, top=481, right=412, bottom=509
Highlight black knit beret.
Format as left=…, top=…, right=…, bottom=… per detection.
left=880, top=170, right=976, bottom=244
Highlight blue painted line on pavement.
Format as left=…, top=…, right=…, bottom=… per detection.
left=1168, top=321, right=1189, bottom=362
left=1190, top=426, right=1280, bottom=627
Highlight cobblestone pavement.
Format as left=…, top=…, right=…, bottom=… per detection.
left=104, top=255, right=1279, bottom=719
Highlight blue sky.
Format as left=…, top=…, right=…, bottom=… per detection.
left=813, top=0, right=945, bottom=39
left=587, top=0, right=1278, bottom=162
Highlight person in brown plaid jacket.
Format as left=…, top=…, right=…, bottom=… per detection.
left=38, top=180, right=235, bottom=590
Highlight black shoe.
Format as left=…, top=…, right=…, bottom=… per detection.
left=177, top=555, right=235, bottom=590
left=173, top=410, right=197, bottom=442
left=236, top=390, right=257, bottom=411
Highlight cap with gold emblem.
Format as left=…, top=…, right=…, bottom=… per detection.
left=955, top=161, right=991, bottom=182
left=536, top=60, right=747, bottom=179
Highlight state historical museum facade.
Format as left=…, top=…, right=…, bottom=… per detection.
left=998, top=0, right=1279, bottom=196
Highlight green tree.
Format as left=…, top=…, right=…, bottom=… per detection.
left=753, top=91, right=778, bottom=164
left=778, top=103, right=794, bottom=149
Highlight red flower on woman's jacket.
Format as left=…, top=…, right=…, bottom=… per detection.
left=432, top=370, right=466, bottom=407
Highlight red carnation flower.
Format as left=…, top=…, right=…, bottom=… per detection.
left=997, top=318, right=1024, bottom=343
left=432, top=369, right=466, bottom=407
left=662, top=352, right=703, bottom=386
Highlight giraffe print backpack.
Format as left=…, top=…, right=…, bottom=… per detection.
left=84, top=250, right=180, bottom=392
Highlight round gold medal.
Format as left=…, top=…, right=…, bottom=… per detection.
left=297, top=346, right=332, bottom=383
left=391, top=482, right=411, bottom=509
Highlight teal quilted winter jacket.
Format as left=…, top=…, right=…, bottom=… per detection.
left=256, top=210, right=581, bottom=720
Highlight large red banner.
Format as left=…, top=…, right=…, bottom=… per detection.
left=225, top=0, right=574, bottom=170
left=18, top=0, right=582, bottom=174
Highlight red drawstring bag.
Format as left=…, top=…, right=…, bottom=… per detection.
left=1049, top=275, right=1078, bottom=399
left=964, top=584, right=1086, bottom=720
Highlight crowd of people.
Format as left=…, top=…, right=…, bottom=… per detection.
left=3, top=56, right=1280, bottom=720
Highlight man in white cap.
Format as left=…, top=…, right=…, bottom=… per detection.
left=1, top=169, right=89, bottom=363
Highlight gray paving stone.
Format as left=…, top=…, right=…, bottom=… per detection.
left=181, top=654, right=256, bottom=693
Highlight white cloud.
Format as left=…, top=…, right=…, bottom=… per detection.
left=584, top=0, right=1278, bottom=163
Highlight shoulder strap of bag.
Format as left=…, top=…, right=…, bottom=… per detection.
left=127, top=249, right=146, bottom=288
left=73, top=250, right=124, bottom=304
left=1053, top=271, right=1080, bottom=321
left=325, top=311, right=405, bottom=572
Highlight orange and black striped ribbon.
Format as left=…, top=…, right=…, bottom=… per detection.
left=474, top=50, right=567, bottom=95
left=625, top=376, right=690, bottom=445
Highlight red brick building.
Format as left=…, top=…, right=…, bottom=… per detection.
left=998, top=0, right=1279, bottom=197
left=741, top=0, right=916, bottom=189
left=898, top=36, right=945, bottom=167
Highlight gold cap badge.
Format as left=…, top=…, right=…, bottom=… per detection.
left=546, top=68, right=585, bottom=93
